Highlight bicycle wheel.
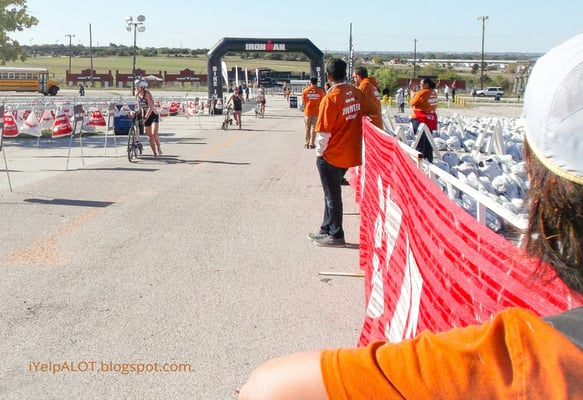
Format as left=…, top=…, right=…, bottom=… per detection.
left=127, top=126, right=136, bottom=162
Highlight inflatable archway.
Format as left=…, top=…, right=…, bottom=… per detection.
left=207, top=37, right=325, bottom=113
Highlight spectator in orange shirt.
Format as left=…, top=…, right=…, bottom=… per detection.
left=410, top=77, right=438, bottom=162
left=238, top=34, right=583, bottom=400
left=307, top=59, right=377, bottom=248
left=352, top=66, right=383, bottom=129
left=301, top=77, right=326, bottom=149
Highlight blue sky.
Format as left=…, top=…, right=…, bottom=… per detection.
left=11, top=0, right=583, bottom=54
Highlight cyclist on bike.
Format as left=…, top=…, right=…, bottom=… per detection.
left=256, top=88, right=266, bottom=117
left=135, top=78, right=162, bottom=159
left=226, top=87, right=244, bottom=129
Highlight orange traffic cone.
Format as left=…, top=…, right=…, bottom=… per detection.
left=169, top=102, right=179, bottom=116
left=88, top=109, right=106, bottom=126
left=3, top=111, right=19, bottom=137
left=52, top=110, right=73, bottom=138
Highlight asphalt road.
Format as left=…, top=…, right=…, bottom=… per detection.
left=0, top=94, right=364, bottom=399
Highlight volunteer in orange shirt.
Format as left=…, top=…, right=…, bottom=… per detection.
left=410, top=77, right=438, bottom=162
left=301, top=77, right=326, bottom=149
left=306, top=59, right=377, bottom=248
left=352, top=66, right=383, bottom=129
left=238, top=34, right=583, bottom=400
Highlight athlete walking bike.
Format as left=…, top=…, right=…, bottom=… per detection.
left=127, top=112, right=143, bottom=162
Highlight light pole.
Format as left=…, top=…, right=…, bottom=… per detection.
left=125, top=15, right=146, bottom=95
left=413, top=38, right=417, bottom=81
left=65, top=33, right=75, bottom=83
left=478, top=16, right=489, bottom=90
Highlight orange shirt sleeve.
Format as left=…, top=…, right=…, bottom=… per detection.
left=410, top=89, right=423, bottom=108
left=359, top=80, right=383, bottom=128
left=321, top=307, right=583, bottom=399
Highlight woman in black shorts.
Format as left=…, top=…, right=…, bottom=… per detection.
left=227, top=88, right=245, bottom=129
left=136, top=79, right=162, bottom=159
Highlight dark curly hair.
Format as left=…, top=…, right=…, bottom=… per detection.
left=524, top=140, right=583, bottom=294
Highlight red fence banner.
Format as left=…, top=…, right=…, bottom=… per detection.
left=357, top=118, right=581, bottom=346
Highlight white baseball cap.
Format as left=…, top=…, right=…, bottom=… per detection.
left=523, top=34, right=583, bottom=185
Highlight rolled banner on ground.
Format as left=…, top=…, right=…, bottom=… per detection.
left=20, top=110, right=41, bottom=137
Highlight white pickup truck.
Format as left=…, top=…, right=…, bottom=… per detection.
left=474, top=87, right=504, bottom=97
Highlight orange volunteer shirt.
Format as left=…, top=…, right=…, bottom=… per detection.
left=321, top=307, right=583, bottom=399
left=302, top=85, right=326, bottom=117
left=315, top=83, right=377, bottom=168
left=410, top=88, right=438, bottom=130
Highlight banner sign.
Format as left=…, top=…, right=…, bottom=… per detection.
left=207, top=38, right=325, bottom=113
left=357, top=119, right=581, bottom=346
left=244, top=41, right=286, bottom=51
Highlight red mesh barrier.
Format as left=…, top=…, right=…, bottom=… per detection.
left=357, top=119, right=581, bottom=346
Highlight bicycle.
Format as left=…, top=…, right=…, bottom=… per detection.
left=254, top=101, right=265, bottom=118
left=221, top=105, right=233, bottom=130
left=127, top=114, right=143, bottom=162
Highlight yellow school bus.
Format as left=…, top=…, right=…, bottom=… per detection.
left=0, top=67, right=60, bottom=96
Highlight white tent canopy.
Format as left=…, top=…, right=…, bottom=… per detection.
left=143, top=74, right=163, bottom=81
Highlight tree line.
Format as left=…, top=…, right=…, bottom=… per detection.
left=24, top=43, right=320, bottom=63
left=24, top=43, right=209, bottom=58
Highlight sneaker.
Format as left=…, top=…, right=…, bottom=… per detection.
left=314, top=236, right=346, bottom=247
left=307, top=232, right=329, bottom=241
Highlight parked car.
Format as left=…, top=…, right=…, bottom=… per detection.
left=474, top=87, right=504, bottom=97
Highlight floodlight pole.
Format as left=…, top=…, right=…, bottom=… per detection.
left=478, top=16, right=489, bottom=90
left=126, top=16, right=146, bottom=96
left=413, top=38, right=417, bottom=80
left=65, top=33, right=75, bottom=83
left=132, top=27, right=137, bottom=95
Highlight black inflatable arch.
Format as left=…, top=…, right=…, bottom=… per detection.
left=207, top=37, right=325, bottom=112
